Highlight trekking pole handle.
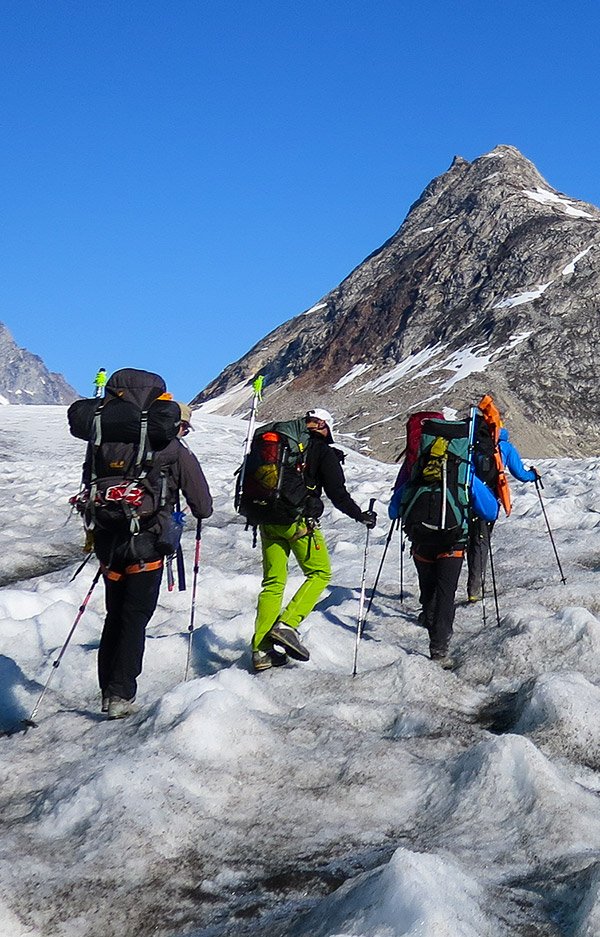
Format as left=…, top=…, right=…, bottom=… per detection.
left=533, top=470, right=544, bottom=491
left=368, top=497, right=376, bottom=511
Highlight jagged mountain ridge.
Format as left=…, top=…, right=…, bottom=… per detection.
left=192, top=145, right=600, bottom=458
left=0, top=322, right=78, bottom=405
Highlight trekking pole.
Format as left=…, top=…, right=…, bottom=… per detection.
left=175, top=499, right=187, bottom=591
left=184, top=520, right=202, bottom=682
left=166, top=555, right=175, bottom=592
left=477, top=523, right=487, bottom=627
left=399, top=522, right=405, bottom=603
left=480, top=574, right=488, bottom=628
left=23, top=566, right=102, bottom=729
left=534, top=475, right=567, bottom=584
left=176, top=543, right=186, bottom=591
left=364, top=517, right=397, bottom=621
left=486, top=524, right=501, bottom=627
left=234, top=375, right=264, bottom=511
left=352, top=498, right=376, bottom=677
left=69, top=550, right=93, bottom=582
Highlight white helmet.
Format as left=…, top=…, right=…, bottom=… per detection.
left=305, top=408, right=334, bottom=439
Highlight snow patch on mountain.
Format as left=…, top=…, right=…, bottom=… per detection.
left=493, top=282, right=553, bottom=309
left=523, top=186, right=595, bottom=219
left=562, top=246, right=593, bottom=276
left=333, top=363, right=374, bottom=390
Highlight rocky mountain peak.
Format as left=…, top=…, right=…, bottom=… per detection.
left=192, top=145, right=600, bottom=460
left=0, top=322, right=78, bottom=405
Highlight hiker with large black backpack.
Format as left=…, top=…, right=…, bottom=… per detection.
left=389, top=413, right=498, bottom=668
left=69, top=369, right=213, bottom=719
left=238, top=407, right=376, bottom=672
left=467, top=394, right=541, bottom=603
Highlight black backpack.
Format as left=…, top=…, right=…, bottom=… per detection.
left=472, top=413, right=499, bottom=489
left=68, top=369, right=182, bottom=554
left=235, top=418, right=311, bottom=526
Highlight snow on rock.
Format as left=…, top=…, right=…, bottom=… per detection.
left=333, top=363, right=374, bottom=390
left=523, top=186, right=595, bottom=219
left=493, top=281, right=553, bottom=309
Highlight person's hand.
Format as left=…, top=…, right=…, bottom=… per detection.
left=358, top=509, right=377, bottom=529
left=305, top=495, right=324, bottom=520
left=529, top=466, right=542, bottom=480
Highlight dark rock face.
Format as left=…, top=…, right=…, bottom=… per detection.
left=0, top=323, right=78, bottom=405
left=192, top=145, right=600, bottom=459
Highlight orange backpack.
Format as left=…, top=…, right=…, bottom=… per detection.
left=477, top=395, right=512, bottom=516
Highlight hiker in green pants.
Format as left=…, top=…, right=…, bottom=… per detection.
left=253, top=521, right=332, bottom=653
left=251, top=408, right=377, bottom=672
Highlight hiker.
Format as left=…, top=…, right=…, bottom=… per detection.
left=389, top=414, right=498, bottom=667
left=93, top=367, right=107, bottom=398
left=78, top=372, right=213, bottom=719
left=249, top=408, right=377, bottom=672
left=467, top=401, right=540, bottom=602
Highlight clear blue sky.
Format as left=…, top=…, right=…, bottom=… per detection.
left=1, top=0, right=599, bottom=401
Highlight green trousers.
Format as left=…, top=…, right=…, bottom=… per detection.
left=252, top=521, right=332, bottom=651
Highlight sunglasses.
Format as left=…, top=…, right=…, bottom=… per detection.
left=305, top=417, right=328, bottom=429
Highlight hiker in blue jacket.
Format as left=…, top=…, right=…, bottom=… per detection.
left=389, top=453, right=498, bottom=668
left=467, top=425, right=540, bottom=602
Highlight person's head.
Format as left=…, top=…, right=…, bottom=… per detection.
left=305, top=408, right=334, bottom=441
left=178, top=402, right=195, bottom=436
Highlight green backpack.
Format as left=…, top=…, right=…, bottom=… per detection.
left=235, top=418, right=311, bottom=526
left=401, top=418, right=472, bottom=548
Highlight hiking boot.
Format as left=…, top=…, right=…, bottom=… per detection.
left=107, top=696, right=136, bottom=720
left=267, top=622, right=310, bottom=662
left=468, top=594, right=481, bottom=603
left=252, top=650, right=273, bottom=672
left=252, top=648, right=290, bottom=672
left=269, top=647, right=289, bottom=667
left=430, top=651, right=455, bottom=670
left=101, top=693, right=110, bottom=713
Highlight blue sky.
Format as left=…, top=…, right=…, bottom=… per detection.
left=1, top=0, right=599, bottom=401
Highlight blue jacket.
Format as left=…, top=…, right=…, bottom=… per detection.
left=498, top=428, right=537, bottom=483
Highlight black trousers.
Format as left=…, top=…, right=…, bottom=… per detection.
left=98, top=566, right=163, bottom=700
left=413, top=544, right=464, bottom=656
left=466, top=519, right=495, bottom=598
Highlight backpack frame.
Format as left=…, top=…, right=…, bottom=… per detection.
left=68, top=371, right=181, bottom=557
left=235, top=418, right=311, bottom=527
left=401, top=417, right=475, bottom=549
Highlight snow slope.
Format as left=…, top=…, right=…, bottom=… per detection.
left=1, top=406, right=600, bottom=937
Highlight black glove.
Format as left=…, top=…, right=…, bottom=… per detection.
left=358, top=509, right=377, bottom=529
left=305, top=495, right=324, bottom=520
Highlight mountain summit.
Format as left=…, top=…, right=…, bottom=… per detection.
left=0, top=322, right=77, bottom=405
left=192, top=145, right=600, bottom=458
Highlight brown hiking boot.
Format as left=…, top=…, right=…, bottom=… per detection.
left=267, top=622, right=310, bottom=661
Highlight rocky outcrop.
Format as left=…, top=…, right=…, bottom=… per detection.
left=191, top=145, right=600, bottom=459
left=0, top=322, right=78, bottom=405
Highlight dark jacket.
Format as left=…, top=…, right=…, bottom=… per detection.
left=305, top=433, right=363, bottom=521
left=147, top=438, right=213, bottom=520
